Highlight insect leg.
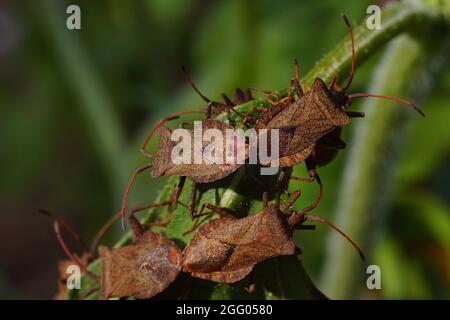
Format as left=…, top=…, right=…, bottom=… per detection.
left=167, top=176, right=186, bottom=211
left=243, top=88, right=253, bottom=102
left=222, top=93, right=234, bottom=106
left=249, top=87, right=281, bottom=100
left=303, top=171, right=323, bottom=214
left=93, top=182, right=183, bottom=251
left=280, top=190, right=301, bottom=213
left=182, top=67, right=243, bottom=120
left=189, top=181, right=197, bottom=218
left=182, top=203, right=236, bottom=236
left=181, top=213, right=212, bottom=236
left=90, top=211, right=121, bottom=254
left=127, top=201, right=173, bottom=237
left=262, top=191, right=269, bottom=208
left=119, top=162, right=153, bottom=229
left=228, top=88, right=253, bottom=106
left=182, top=219, right=203, bottom=236
left=290, top=175, right=315, bottom=183
left=198, top=203, right=236, bottom=218
left=128, top=211, right=145, bottom=240
left=287, top=171, right=322, bottom=224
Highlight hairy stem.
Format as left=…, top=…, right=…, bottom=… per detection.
left=319, top=32, right=449, bottom=298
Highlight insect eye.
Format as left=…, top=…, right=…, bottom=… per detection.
left=331, top=91, right=350, bottom=108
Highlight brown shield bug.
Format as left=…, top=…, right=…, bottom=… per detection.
left=256, top=14, right=424, bottom=168
left=119, top=80, right=253, bottom=228
left=251, top=13, right=425, bottom=212
left=41, top=208, right=173, bottom=299
left=119, top=118, right=250, bottom=228
left=98, top=213, right=182, bottom=300
left=181, top=190, right=364, bottom=285
left=302, top=14, right=424, bottom=178
left=120, top=67, right=253, bottom=227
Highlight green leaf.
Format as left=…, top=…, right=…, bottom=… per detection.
left=257, top=256, right=327, bottom=300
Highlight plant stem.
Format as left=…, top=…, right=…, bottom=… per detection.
left=38, top=0, right=128, bottom=193
left=302, top=0, right=444, bottom=86
left=319, top=32, right=448, bottom=298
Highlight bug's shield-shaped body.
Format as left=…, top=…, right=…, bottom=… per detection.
left=99, top=232, right=182, bottom=299
left=151, top=119, right=247, bottom=183
left=255, top=78, right=350, bottom=167
left=182, top=205, right=295, bottom=283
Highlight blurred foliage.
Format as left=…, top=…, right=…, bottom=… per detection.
left=0, top=0, right=448, bottom=299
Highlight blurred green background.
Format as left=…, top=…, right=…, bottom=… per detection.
left=0, top=0, right=448, bottom=299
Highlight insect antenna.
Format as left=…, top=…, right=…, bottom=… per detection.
left=349, top=93, right=425, bottom=117
left=39, top=209, right=89, bottom=253
left=342, top=13, right=355, bottom=92
left=53, top=221, right=87, bottom=270
left=304, top=214, right=365, bottom=261
left=181, top=66, right=211, bottom=103
left=222, top=93, right=234, bottom=106
left=328, top=74, right=339, bottom=90
left=339, top=13, right=424, bottom=118
left=39, top=209, right=97, bottom=278
left=182, top=67, right=248, bottom=120
left=294, top=58, right=300, bottom=81
left=141, top=109, right=205, bottom=158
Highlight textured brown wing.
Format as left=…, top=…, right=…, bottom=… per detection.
left=151, top=120, right=246, bottom=183
left=182, top=206, right=295, bottom=283
left=190, top=267, right=254, bottom=283
left=254, top=78, right=350, bottom=165
left=99, top=232, right=181, bottom=299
